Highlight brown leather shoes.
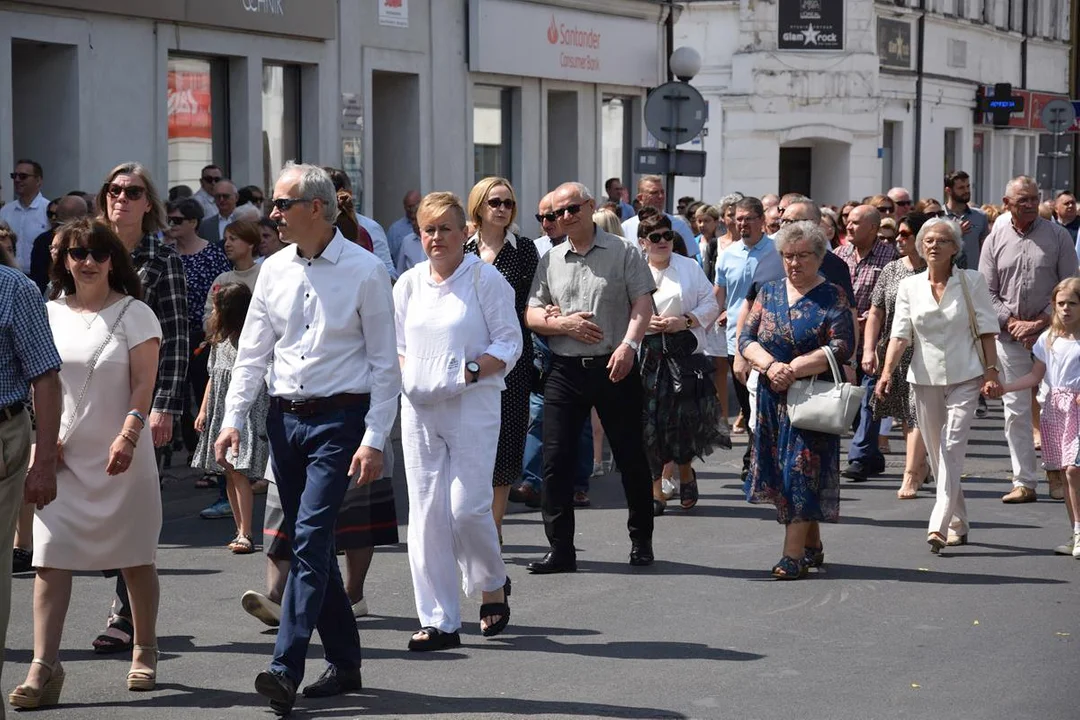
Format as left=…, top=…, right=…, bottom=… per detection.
left=1047, top=470, right=1066, bottom=501
left=1001, top=486, right=1037, bottom=503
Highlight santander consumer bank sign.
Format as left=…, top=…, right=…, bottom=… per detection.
left=469, top=0, right=659, bottom=87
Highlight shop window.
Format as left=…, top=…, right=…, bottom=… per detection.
left=168, top=56, right=230, bottom=191
left=262, top=64, right=301, bottom=191
left=474, top=85, right=514, bottom=184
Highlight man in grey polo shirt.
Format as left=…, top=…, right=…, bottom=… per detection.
left=525, top=181, right=656, bottom=572
left=943, top=170, right=990, bottom=270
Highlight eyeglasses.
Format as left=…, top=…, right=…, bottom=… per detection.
left=107, top=184, right=146, bottom=201
left=897, top=229, right=913, bottom=239
left=734, top=215, right=761, bottom=224
left=167, top=216, right=188, bottom=226
left=645, top=231, right=676, bottom=244
left=895, top=199, right=912, bottom=207
left=486, top=198, right=515, bottom=210
left=271, top=197, right=312, bottom=212
left=877, top=233, right=896, bottom=242
left=66, top=246, right=111, bottom=263
left=9, top=172, right=36, bottom=181
left=214, top=193, right=236, bottom=201
left=202, top=175, right=222, bottom=184
left=923, top=238, right=953, bottom=247
left=875, top=204, right=895, bottom=214
left=535, top=212, right=558, bottom=223
left=553, top=204, right=582, bottom=218
left=781, top=251, right=816, bottom=263
left=1010, top=195, right=1040, bottom=207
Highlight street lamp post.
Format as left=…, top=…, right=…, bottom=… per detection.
left=664, top=47, right=703, bottom=212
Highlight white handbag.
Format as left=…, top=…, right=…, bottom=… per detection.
left=786, top=346, right=865, bottom=435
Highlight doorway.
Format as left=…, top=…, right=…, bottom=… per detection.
left=371, top=71, right=420, bottom=227
left=547, top=90, right=579, bottom=188
left=11, top=39, right=79, bottom=197
left=778, top=147, right=812, bottom=197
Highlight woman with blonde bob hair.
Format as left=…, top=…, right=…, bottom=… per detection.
left=396, top=191, right=523, bottom=651
left=592, top=209, right=623, bottom=236
left=463, top=178, right=540, bottom=542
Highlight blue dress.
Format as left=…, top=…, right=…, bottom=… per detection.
left=738, top=278, right=855, bottom=524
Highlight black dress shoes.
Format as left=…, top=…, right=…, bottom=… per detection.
left=255, top=670, right=297, bottom=716
left=527, top=551, right=577, bottom=574
left=302, top=664, right=363, bottom=698
left=629, top=541, right=654, bottom=566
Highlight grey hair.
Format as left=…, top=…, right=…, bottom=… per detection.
left=558, top=181, right=593, bottom=202
left=719, top=192, right=744, bottom=216
left=280, top=161, right=337, bottom=222
left=786, top=201, right=822, bottom=223
left=1005, top=175, right=1038, bottom=199
left=774, top=220, right=828, bottom=259
left=914, top=217, right=962, bottom=260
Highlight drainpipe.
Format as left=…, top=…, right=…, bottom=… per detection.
left=912, top=0, right=926, bottom=198
left=1020, top=0, right=1028, bottom=88
left=664, top=1, right=675, bottom=213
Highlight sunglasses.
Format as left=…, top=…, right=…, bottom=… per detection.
left=271, top=197, right=311, bottom=212
left=202, top=175, right=222, bottom=184
left=553, top=204, right=583, bottom=218
left=250, top=196, right=264, bottom=205
left=167, top=216, right=188, bottom=226
left=535, top=212, right=558, bottom=223
left=646, top=231, right=676, bottom=244
left=67, top=246, right=111, bottom=263
left=10, top=172, right=36, bottom=181
left=897, top=229, right=913, bottom=239
left=895, top=199, right=912, bottom=206
left=486, top=198, right=515, bottom=210
left=875, top=204, right=895, bottom=213
left=107, top=184, right=146, bottom=201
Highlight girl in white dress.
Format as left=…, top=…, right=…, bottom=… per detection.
left=9, top=220, right=162, bottom=710
left=997, top=277, right=1080, bottom=557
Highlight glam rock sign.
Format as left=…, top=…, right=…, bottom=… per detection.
left=469, top=0, right=659, bottom=87
left=777, top=0, right=844, bottom=51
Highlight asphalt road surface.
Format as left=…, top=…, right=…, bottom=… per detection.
left=5, top=402, right=1078, bottom=719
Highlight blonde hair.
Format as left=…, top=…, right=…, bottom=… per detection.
left=1047, top=277, right=1080, bottom=354
left=695, top=204, right=720, bottom=222
left=592, top=209, right=623, bottom=236
left=981, top=203, right=1001, bottom=224
left=96, top=161, right=167, bottom=235
left=417, top=191, right=467, bottom=229
left=467, top=177, right=518, bottom=228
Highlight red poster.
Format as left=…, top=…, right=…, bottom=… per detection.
left=168, top=71, right=212, bottom=140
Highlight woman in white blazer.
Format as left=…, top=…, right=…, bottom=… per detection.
left=636, top=209, right=727, bottom=514
left=876, top=218, right=1003, bottom=554
left=394, top=192, right=523, bottom=651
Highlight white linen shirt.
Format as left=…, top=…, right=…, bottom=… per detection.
left=222, top=229, right=401, bottom=449
left=394, top=253, right=522, bottom=400
left=0, top=192, right=50, bottom=273
left=891, top=268, right=999, bottom=386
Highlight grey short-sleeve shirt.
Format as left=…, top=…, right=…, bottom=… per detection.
left=528, top=227, right=656, bottom=357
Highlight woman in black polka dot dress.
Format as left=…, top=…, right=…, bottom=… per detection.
left=465, top=177, right=539, bottom=544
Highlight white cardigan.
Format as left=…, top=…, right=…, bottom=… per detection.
left=891, top=268, right=999, bottom=386
left=648, top=252, right=720, bottom=354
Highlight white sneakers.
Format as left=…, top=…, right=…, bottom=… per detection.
left=241, top=591, right=282, bottom=627
left=1053, top=533, right=1080, bottom=558
left=352, top=598, right=369, bottom=618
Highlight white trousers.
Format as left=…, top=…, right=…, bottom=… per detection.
left=996, top=338, right=1039, bottom=489
left=401, top=387, right=506, bottom=633
left=912, top=378, right=981, bottom=538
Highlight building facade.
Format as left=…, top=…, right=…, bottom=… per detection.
left=675, top=0, right=1073, bottom=207
left=0, top=0, right=667, bottom=239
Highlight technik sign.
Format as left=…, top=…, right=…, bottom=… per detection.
left=778, top=0, right=844, bottom=51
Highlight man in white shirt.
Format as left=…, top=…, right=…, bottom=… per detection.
left=193, top=164, right=222, bottom=218
left=620, top=175, right=695, bottom=248
left=1, top=160, right=50, bottom=273
left=198, top=179, right=238, bottom=244
left=216, top=162, right=400, bottom=714
left=385, top=189, right=420, bottom=262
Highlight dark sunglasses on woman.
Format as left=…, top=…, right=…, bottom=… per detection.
left=646, top=231, right=676, bottom=244
left=67, top=246, right=111, bottom=263
left=486, top=198, right=515, bottom=210
left=107, top=184, right=145, bottom=201
left=167, top=216, right=188, bottom=226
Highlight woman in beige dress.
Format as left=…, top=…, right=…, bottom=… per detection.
left=9, top=220, right=163, bottom=710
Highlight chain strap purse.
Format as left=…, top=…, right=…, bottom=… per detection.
left=957, top=270, right=987, bottom=370
left=59, top=298, right=136, bottom=448
left=786, top=345, right=865, bottom=435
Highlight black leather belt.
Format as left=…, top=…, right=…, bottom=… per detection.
left=270, top=393, right=370, bottom=418
left=555, top=354, right=612, bottom=369
left=0, top=402, right=25, bottom=424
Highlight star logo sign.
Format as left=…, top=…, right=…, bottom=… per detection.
left=802, top=23, right=821, bottom=46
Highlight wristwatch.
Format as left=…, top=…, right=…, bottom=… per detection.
left=683, top=314, right=693, bottom=329
left=985, top=364, right=999, bottom=373
left=466, top=361, right=481, bottom=383
left=621, top=339, right=640, bottom=352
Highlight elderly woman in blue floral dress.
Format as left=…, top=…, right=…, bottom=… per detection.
left=739, top=221, right=856, bottom=579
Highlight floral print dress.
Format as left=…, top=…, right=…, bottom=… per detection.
left=739, top=279, right=855, bottom=524
left=869, top=258, right=925, bottom=423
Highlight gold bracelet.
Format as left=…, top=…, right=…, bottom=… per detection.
left=119, top=429, right=139, bottom=446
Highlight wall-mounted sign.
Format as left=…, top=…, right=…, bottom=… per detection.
left=379, top=0, right=409, bottom=28
left=468, top=0, right=660, bottom=87
left=877, top=17, right=912, bottom=69
left=777, top=0, right=843, bottom=51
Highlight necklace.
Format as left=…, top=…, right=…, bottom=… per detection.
left=72, top=294, right=111, bottom=329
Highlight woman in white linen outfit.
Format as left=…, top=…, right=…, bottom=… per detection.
left=394, top=192, right=523, bottom=652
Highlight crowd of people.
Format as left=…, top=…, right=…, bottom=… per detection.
left=1, top=156, right=1078, bottom=715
